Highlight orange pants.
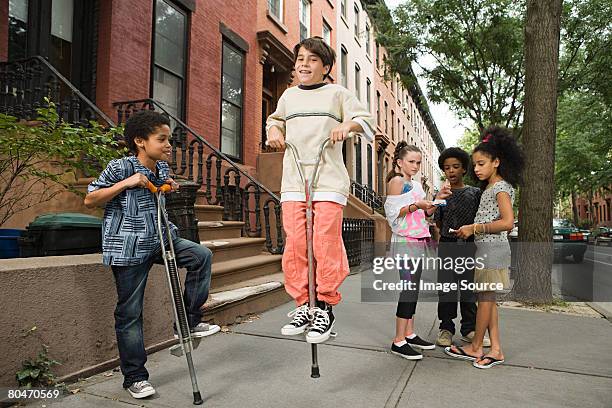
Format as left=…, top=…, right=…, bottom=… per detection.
left=281, top=201, right=349, bottom=306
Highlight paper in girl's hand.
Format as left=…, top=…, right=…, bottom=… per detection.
left=432, top=199, right=447, bottom=207
left=448, top=228, right=457, bottom=233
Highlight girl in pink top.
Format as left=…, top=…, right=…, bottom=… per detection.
left=384, top=142, right=451, bottom=360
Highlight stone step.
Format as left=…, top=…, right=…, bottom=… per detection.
left=198, top=220, right=244, bottom=239
left=210, top=253, right=282, bottom=289
left=202, top=272, right=289, bottom=326
left=201, top=237, right=267, bottom=263
left=195, top=204, right=224, bottom=222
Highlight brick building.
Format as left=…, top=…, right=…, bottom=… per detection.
left=3, top=0, right=262, bottom=170
left=1, top=0, right=444, bottom=228
left=372, top=39, right=444, bottom=197
left=575, top=189, right=612, bottom=227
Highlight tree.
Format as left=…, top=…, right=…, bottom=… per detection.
left=366, top=0, right=525, bottom=131
left=513, top=0, right=563, bottom=303
left=0, top=101, right=124, bottom=227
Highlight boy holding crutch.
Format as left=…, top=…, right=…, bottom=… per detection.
left=84, top=111, right=219, bottom=400
left=266, top=37, right=375, bottom=344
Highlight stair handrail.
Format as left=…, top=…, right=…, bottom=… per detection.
left=112, top=98, right=279, bottom=203
left=0, top=56, right=115, bottom=126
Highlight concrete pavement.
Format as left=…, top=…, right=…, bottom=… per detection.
left=20, top=272, right=612, bottom=408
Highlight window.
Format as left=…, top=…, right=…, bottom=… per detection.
left=376, top=91, right=381, bottom=125
left=375, top=41, right=380, bottom=68
left=365, top=23, right=371, bottom=55
left=391, top=110, right=395, bottom=140
left=153, top=0, right=188, bottom=120
left=355, top=138, right=362, bottom=185
left=267, top=0, right=283, bottom=21
left=367, top=144, right=373, bottom=188
left=402, top=125, right=405, bottom=142
left=353, top=3, right=360, bottom=39
left=299, top=0, right=310, bottom=42
left=366, top=78, right=371, bottom=111
left=384, top=101, right=388, bottom=133
left=354, top=63, right=361, bottom=100
left=8, top=0, right=28, bottom=61
left=397, top=118, right=400, bottom=141
left=341, top=0, right=346, bottom=19
left=322, top=20, right=331, bottom=45
left=220, top=40, right=245, bottom=159
left=340, top=45, right=348, bottom=88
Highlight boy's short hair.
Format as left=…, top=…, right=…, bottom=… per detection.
left=292, top=37, right=336, bottom=80
left=124, top=110, right=171, bottom=154
left=438, top=147, right=470, bottom=171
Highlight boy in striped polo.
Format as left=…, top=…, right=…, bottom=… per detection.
left=85, top=111, right=219, bottom=399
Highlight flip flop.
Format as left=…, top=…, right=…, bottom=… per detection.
left=473, top=356, right=505, bottom=369
left=443, top=346, right=482, bottom=361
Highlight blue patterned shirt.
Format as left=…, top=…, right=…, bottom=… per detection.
left=88, top=156, right=178, bottom=266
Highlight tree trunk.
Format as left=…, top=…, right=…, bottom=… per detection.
left=513, top=0, right=562, bottom=303
left=571, top=191, right=579, bottom=225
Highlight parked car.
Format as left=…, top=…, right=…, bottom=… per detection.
left=592, top=227, right=612, bottom=246
left=553, top=218, right=588, bottom=263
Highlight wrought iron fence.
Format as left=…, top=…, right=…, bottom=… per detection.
left=342, top=218, right=375, bottom=267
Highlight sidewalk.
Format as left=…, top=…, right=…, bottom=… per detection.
left=28, top=272, right=612, bottom=408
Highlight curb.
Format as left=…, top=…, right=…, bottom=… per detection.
left=587, top=302, right=612, bottom=324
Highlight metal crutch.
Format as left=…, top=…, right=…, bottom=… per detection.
left=147, top=181, right=204, bottom=405
left=284, top=138, right=335, bottom=378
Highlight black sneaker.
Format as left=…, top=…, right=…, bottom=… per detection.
left=306, top=301, right=335, bottom=344
left=281, top=304, right=310, bottom=335
left=405, top=335, right=436, bottom=350
left=391, top=342, right=423, bottom=360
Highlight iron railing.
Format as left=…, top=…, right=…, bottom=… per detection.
left=112, top=99, right=284, bottom=254
left=351, top=180, right=383, bottom=212
left=342, top=218, right=375, bottom=267
left=0, top=56, right=115, bottom=127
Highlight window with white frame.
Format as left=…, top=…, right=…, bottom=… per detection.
left=299, top=0, right=310, bottom=41
left=340, top=45, right=348, bottom=88
left=353, top=3, right=360, bottom=39
left=354, top=63, right=361, bottom=100
left=322, top=20, right=331, bottom=45
left=267, top=0, right=283, bottom=22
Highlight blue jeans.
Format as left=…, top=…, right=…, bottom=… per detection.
left=111, top=238, right=213, bottom=388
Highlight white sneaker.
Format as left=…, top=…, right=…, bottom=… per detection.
left=127, top=380, right=155, bottom=399
left=281, top=304, right=310, bottom=335
left=174, top=322, right=221, bottom=339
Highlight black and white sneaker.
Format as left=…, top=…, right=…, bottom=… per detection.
left=405, top=335, right=436, bottom=350
left=391, top=342, right=423, bottom=360
left=281, top=304, right=310, bottom=336
left=305, top=302, right=335, bottom=344
left=174, top=322, right=221, bottom=339
left=127, top=380, right=156, bottom=399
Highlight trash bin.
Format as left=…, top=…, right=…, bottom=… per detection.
left=19, top=213, right=102, bottom=257
left=0, top=229, right=25, bottom=259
